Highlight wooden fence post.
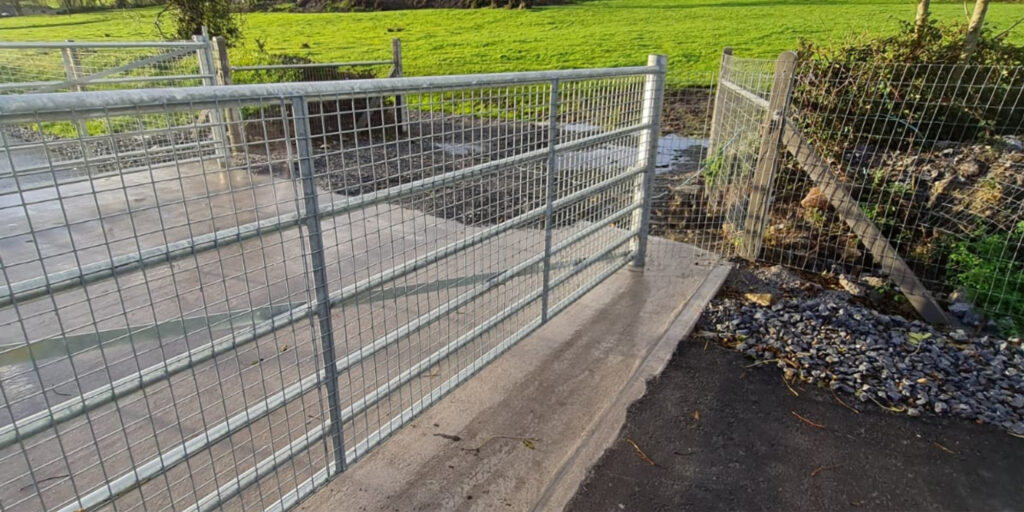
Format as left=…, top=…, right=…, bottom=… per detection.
left=708, top=47, right=731, bottom=152
left=60, top=40, right=89, bottom=138
left=194, top=34, right=230, bottom=168
left=738, top=51, right=797, bottom=261
left=391, top=38, right=407, bottom=134
left=211, top=36, right=242, bottom=158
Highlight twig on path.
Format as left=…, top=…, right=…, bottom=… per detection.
left=934, top=441, right=956, bottom=455
left=830, top=390, right=860, bottom=414
left=810, top=464, right=841, bottom=477
left=791, top=411, right=825, bottom=429
left=782, top=374, right=800, bottom=397
left=624, top=438, right=657, bottom=466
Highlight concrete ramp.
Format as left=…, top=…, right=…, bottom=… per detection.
left=298, top=239, right=730, bottom=512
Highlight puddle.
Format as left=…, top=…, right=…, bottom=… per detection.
left=433, top=142, right=487, bottom=156
left=656, top=134, right=707, bottom=174
left=434, top=133, right=706, bottom=175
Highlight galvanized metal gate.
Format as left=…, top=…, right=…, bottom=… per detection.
left=0, top=56, right=665, bottom=511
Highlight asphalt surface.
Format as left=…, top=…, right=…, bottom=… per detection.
left=567, top=337, right=1024, bottom=512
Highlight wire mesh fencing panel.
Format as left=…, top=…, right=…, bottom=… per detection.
left=0, top=39, right=223, bottom=182
left=227, top=39, right=400, bottom=87
left=645, top=54, right=779, bottom=264
left=0, top=59, right=664, bottom=511
left=0, top=41, right=212, bottom=95
left=763, top=61, right=1024, bottom=332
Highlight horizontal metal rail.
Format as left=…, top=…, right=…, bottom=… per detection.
left=0, top=66, right=658, bottom=122
left=265, top=236, right=635, bottom=512
left=0, top=139, right=221, bottom=179
left=0, top=152, right=644, bottom=451
left=0, top=73, right=215, bottom=93
left=195, top=227, right=639, bottom=512
left=719, top=78, right=770, bottom=108
left=231, top=61, right=391, bottom=71
left=0, top=122, right=646, bottom=308
left=0, top=41, right=207, bottom=49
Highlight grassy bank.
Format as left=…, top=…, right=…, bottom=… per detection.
left=1, top=0, right=1023, bottom=85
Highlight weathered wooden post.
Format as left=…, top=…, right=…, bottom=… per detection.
left=194, top=34, right=230, bottom=168
left=211, top=36, right=242, bottom=160
left=390, top=38, right=407, bottom=134
left=738, top=50, right=796, bottom=261
left=60, top=40, right=88, bottom=137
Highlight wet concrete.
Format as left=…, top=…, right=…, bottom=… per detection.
left=0, top=148, right=699, bottom=511
left=297, top=240, right=728, bottom=512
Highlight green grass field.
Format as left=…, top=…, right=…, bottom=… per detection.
left=1, top=0, right=1023, bottom=85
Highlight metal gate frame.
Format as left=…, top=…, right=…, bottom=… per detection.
left=0, top=56, right=666, bottom=511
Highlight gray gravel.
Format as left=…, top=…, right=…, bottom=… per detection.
left=700, top=275, right=1024, bottom=435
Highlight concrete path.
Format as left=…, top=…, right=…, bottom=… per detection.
left=297, top=238, right=730, bottom=512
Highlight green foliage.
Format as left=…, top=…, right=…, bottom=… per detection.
left=948, top=222, right=1024, bottom=336
left=794, top=20, right=1024, bottom=152
left=157, top=0, right=242, bottom=40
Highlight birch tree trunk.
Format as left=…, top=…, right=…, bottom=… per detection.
left=915, top=0, right=930, bottom=37
left=962, top=0, right=990, bottom=59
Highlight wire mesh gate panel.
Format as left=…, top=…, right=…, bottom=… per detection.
left=0, top=59, right=665, bottom=511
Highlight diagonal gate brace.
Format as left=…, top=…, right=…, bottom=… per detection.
left=780, top=120, right=952, bottom=325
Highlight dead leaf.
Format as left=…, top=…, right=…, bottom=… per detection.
left=692, top=410, right=700, bottom=422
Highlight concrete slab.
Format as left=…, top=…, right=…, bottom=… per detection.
left=0, top=152, right=726, bottom=512
left=297, top=239, right=730, bottom=512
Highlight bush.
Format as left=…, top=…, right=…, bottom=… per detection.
left=793, top=21, right=1024, bottom=153
left=948, top=222, right=1024, bottom=335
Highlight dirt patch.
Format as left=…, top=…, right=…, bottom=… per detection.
left=567, top=339, right=1024, bottom=511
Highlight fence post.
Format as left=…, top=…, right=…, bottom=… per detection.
left=60, top=40, right=89, bottom=138
left=291, top=96, right=348, bottom=475
left=541, top=79, right=559, bottom=322
left=211, top=36, right=242, bottom=158
left=193, top=34, right=230, bottom=168
left=738, top=50, right=796, bottom=262
left=630, top=54, right=667, bottom=268
left=708, top=47, right=732, bottom=152
left=390, top=38, right=407, bottom=134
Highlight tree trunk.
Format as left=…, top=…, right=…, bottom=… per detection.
left=915, top=0, right=929, bottom=37
left=962, top=0, right=990, bottom=59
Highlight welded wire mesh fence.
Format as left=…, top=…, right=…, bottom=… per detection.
left=0, top=40, right=212, bottom=95
left=0, top=60, right=664, bottom=511
left=647, top=54, right=777, bottom=263
left=774, top=60, right=1024, bottom=331
left=226, top=39, right=401, bottom=87
left=652, top=51, right=1024, bottom=333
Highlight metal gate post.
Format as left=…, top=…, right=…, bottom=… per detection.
left=291, top=96, right=348, bottom=474
left=194, top=34, right=230, bottom=168
left=541, top=79, right=559, bottom=322
left=631, top=54, right=667, bottom=268
left=708, top=47, right=732, bottom=152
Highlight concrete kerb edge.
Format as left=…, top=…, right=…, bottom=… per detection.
left=531, top=260, right=733, bottom=511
